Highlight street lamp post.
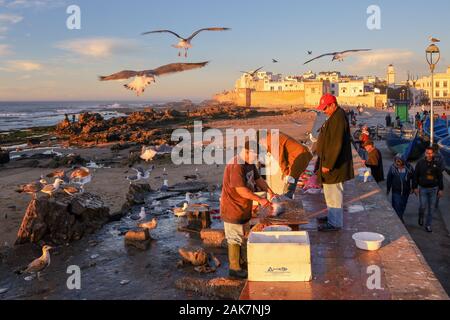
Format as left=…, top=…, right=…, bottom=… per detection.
left=426, top=43, right=441, bottom=146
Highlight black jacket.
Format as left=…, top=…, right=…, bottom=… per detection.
left=413, top=158, right=444, bottom=190
left=316, top=107, right=355, bottom=184
left=387, top=163, right=414, bottom=196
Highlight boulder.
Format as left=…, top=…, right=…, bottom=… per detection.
left=0, top=150, right=10, bottom=164
left=175, top=277, right=245, bottom=300
left=125, top=228, right=150, bottom=241
left=200, top=229, right=226, bottom=247
left=15, top=193, right=110, bottom=245
left=126, top=183, right=153, bottom=206
left=125, top=238, right=152, bottom=250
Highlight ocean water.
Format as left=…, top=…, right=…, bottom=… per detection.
left=0, top=101, right=157, bottom=131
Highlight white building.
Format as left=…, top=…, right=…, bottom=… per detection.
left=339, top=81, right=365, bottom=97
left=318, top=71, right=341, bottom=82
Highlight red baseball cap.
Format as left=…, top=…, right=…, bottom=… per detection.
left=317, top=93, right=337, bottom=111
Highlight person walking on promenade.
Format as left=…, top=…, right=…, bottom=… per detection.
left=315, top=94, right=354, bottom=232
left=385, top=113, right=392, bottom=127
left=387, top=154, right=414, bottom=223
left=413, top=147, right=444, bottom=233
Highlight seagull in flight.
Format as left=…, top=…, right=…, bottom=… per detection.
left=272, top=59, right=279, bottom=63
left=307, top=51, right=313, bottom=55
left=241, top=66, right=264, bottom=77
left=142, top=27, right=231, bottom=57
left=99, top=62, right=209, bottom=96
left=303, top=49, right=372, bottom=65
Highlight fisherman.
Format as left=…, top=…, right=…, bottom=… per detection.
left=315, top=94, right=354, bottom=232
left=220, top=141, right=274, bottom=279
left=362, top=140, right=384, bottom=183
left=259, top=131, right=313, bottom=199
left=413, top=147, right=444, bottom=233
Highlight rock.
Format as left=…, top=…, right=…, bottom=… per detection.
left=125, top=228, right=150, bottom=241
left=120, top=280, right=130, bottom=286
left=175, top=277, right=245, bottom=300
left=27, top=138, right=41, bottom=146
left=0, top=287, right=9, bottom=294
left=126, top=183, right=153, bottom=206
left=125, top=238, right=152, bottom=250
left=15, top=193, right=110, bottom=245
left=200, top=229, right=227, bottom=247
left=108, top=211, right=125, bottom=222
left=179, top=247, right=208, bottom=266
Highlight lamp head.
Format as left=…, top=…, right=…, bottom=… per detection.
left=426, top=44, right=441, bottom=70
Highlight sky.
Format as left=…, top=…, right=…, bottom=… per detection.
left=0, top=0, right=449, bottom=102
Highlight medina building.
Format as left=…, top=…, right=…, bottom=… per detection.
left=416, top=66, right=450, bottom=101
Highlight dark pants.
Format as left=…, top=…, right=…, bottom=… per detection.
left=392, top=193, right=409, bottom=221
left=419, top=187, right=439, bottom=227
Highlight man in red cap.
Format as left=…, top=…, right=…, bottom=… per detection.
left=315, top=94, right=354, bottom=231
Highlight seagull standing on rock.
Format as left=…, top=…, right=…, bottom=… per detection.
left=16, top=181, right=44, bottom=199
left=142, top=27, right=231, bottom=57
left=15, top=245, right=53, bottom=281
left=40, top=178, right=64, bottom=197
left=70, top=167, right=92, bottom=191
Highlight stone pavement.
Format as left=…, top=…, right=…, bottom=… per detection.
left=241, top=113, right=449, bottom=300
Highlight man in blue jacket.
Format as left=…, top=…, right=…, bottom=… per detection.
left=387, top=154, right=414, bottom=223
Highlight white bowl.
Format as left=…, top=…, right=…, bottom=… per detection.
left=352, top=232, right=385, bottom=251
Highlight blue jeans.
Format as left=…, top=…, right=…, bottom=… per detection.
left=323, top=183, right=344, bottom=228
left=419, top=187, right=439, bottom=227
left=392, top=193, right=409, bottom=220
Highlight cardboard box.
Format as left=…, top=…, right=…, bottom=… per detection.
left=247, top=231, right=312, bottom=282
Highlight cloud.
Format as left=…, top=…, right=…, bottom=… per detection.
left=0, top=13, right=23, bottom=24
left=0, top=43, right=13, bottom=55
left=0, top=13, right=23, bottom=36
left=353, top=49, right=415, bottom=69
left=56, top=37, right=140, bottom=58
left=0, top=0, right=66, bottom=8
left=346, top=49, right=424, bottom=79
left=1, top=60, right=43, bottom=71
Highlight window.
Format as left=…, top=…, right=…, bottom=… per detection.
left=444, top=81, right=448, bottom=88
left=444, top=91, right=448, bottom=97
left=436, top=81, right=440, bottom=88
left=436, top=91, right=440, bottom=97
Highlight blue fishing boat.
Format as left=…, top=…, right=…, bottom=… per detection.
left=422, top=117, right=450, bottom=142
left=386, top=128, right=427, bottom=161
left=438, top=136, right=450, bottom=174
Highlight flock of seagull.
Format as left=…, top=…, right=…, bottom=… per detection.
left=98, top=24, right=379, bottom=96
left=16, top=167, right=92, bottom=198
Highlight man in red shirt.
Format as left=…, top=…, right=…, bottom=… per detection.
left=221, top=141, right=274, bottom=279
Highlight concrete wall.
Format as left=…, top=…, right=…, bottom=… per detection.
left=250, top=90, right=305, bottom=107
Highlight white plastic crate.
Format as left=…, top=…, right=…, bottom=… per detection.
left=247, top=231, right=312, bottom=282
